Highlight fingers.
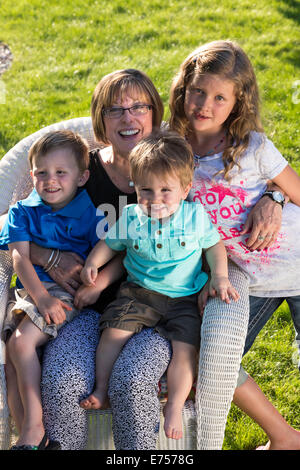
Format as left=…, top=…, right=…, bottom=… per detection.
left=67, top=278, right=81, bottom=291
left=51, top=308, right=66, bottom=325
left=91, top=269, right=98, bottom=284
left=210, top=281, right=240, bottom=304
left=240, top=215, right=252, bottom=236
left=80, top=267, right=97, bottom=286
left=228, top=286, right=240, bottom=301
left=241, top=195, right=282, bottom=251
left=218, top=289, right=231, bottom=304
left=198, top=292, right=208, bottom=316
left=73, top=291, right=84, bottom=310
left=61, top=301, right=73, bottom=311
left=246, top=230, right=278, bottom=251
left=218, top=290, right=230, bottom=304
left=44, top=313, right=51, bottom=325
left=69, top=252, right=84, bottom=265
left=47, top=302, right=69, bottom=325
left=73, top=297, right=81, bottom=310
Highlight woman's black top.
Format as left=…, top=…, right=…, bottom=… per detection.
left=84, top=149, right=137, bottom=219
left=82, top=149, right=137, bottom=312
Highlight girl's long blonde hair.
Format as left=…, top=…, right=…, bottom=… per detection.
left=169, top=40, right=264, bottom=180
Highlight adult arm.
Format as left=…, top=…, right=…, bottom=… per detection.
left=1, top=211, right=84, bottom=295
left=241, top=165, right=300, bottom=251
left=240, top=181, right=288, bottom=251
left=30, top=243, right=84, bottom=295
left=9, top=241, right=71, bottom=325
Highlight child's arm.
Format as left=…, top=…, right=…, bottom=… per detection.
left=203, top=241, right=240, bottom=304
left=80, top=239, right=116, bottom=286
left=74, top=252, right=125, bottom=310
left=9, top=241, right=72, bottom=325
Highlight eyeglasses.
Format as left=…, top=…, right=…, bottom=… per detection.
left=102, top=104, right=153, bottom=119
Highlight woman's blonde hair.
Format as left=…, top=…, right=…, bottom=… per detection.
left=169, top=40, right=264, bottom=180
left=91, top=69, right=164, bottom=144
left=129, top=129, right=194, bottom=189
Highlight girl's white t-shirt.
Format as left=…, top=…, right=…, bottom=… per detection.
left=189, top=131, right=300, bottom=297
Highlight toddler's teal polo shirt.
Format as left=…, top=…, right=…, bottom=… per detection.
left=105, top=200, right=220, bottom=298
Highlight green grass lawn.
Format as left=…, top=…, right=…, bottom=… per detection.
left=1, top=0, right=299, bottom=450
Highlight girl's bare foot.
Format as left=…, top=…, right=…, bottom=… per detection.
left=80, top=389, right=109, bottom=410
left=163, top=402, right=183, bottom=440
left=256, top=442, right=271, bottom=450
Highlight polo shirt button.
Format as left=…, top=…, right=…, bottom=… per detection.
left=157, top=230, right=162, bottom=235
left=181, top=241, right=186, bottom=246
left=157, top=243, right=162, bottom=249
left=134, top=245, right=139, bottom=250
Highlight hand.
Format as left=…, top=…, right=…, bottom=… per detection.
left=198, top=280, right=210, bottom=316
left=80, top=265, right=98, bottom=287
left=209, top=275, right=240, bottom=304
left=37, top=294, right=72, bottom=325
left=47, top=251, right=84, bottom=295
left=240, top=196, right=282, bottom=251
left=74, top=284, right=102, bottom=310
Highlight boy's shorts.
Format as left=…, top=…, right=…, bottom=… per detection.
left=3, top=282, right=79, bottom=340
left=100, top=281, right=201, bottom=348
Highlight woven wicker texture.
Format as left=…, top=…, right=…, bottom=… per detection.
left=196, top=261, right=249, bottom=449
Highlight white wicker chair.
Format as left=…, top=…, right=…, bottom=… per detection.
left=0, top=117, right=197, bottom=450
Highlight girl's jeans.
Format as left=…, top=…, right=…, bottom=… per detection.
left=244, top=295, right=300, bottom=362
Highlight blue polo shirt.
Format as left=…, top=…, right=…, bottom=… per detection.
left=0, top=188, right=107, bottom=285
left=105, top=200, right=220, bottom=298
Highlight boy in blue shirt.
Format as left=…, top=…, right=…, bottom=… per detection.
left=79, top=130, right=239, bottom=440
left=0, top=130, right=117, bottom=450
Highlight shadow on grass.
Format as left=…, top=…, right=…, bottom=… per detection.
left=278, top=0, right=300, bottom=25
left=277, top=0, right=300, bottom=68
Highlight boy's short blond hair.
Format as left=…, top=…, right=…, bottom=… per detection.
left=129, top=129, right=194, bottom=189
left=28, top=130, right=89, bottom=173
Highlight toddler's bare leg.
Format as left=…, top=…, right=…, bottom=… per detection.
left=163, top=341, right=197, bottom=440
left=80, top=328, right=134, bottom=410
left=7, top=316, right=50, bottom=446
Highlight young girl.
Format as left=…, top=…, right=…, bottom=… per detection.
left=169, top=39, right=300, bottom=449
